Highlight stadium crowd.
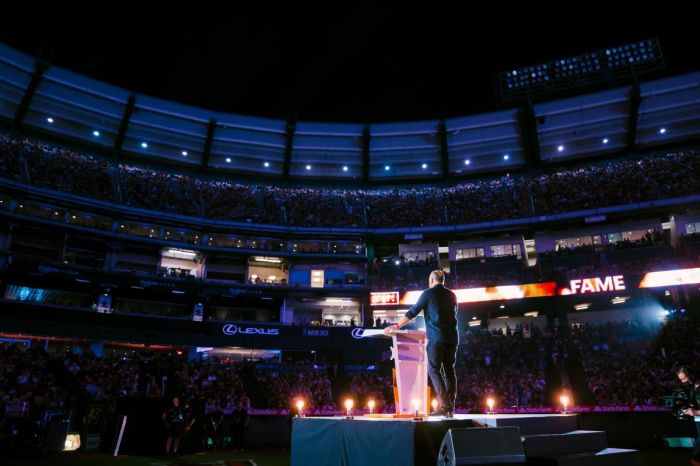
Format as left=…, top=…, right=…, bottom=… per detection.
left=2, top=132, right=700, bottom=228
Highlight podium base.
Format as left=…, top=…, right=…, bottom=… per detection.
left=393, top=413, right=428, bottom=419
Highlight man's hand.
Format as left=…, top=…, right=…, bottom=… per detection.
left=683, top=408, right=698, bottom=416
left=383, top=324, right=399, bottom=336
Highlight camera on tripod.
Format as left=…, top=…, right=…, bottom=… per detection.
left=672, top=388, right=695, bottom=421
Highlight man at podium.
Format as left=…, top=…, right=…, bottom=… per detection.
left=384, top=270, right=459, bottom=417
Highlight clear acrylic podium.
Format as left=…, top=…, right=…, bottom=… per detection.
left=391, top=329, right=429, bottom=417
left=362, top=328, right=430, bottom=417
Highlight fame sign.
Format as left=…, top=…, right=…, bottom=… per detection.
left=562, top=275, right=626, bottom=295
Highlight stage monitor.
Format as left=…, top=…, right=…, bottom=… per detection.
left=438, top=427, right=525, bottom=466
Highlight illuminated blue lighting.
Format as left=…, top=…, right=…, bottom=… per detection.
left=421, top=163, right=427, bottom=169
left=93, top=130, right=100, bottom=137
left=141, top=142, right=148, bottom=148
left=384, top=165, right=390, bottom=171
left=305, top=164, right=312, bottom=170
left=464, top=159, right=471, bottom=165
left=503, top=154, right=510, bottom=160
left=342, top=166, right=348, bottom=172
left=182, top=151, right=188, bottom=156
left=225, top=157, right=232, bottom=163
left=659, top=128, right=666, bottom=134
left=46, top=117, right=54, bottom=123
left=602, top=138, right=609, bottom=144
left=264, top=161, right=270, bottom=167
left=557, top=145, right=565, bottom=152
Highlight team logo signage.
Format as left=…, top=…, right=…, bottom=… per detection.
left=351, top=328, right=365, bottom=339
left=222, top=323, right=279, bottom=336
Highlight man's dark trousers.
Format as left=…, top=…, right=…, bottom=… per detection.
left=427, top=340, right=457, bottom=411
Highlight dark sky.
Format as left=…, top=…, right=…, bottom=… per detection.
left=2, top=3, right=699, bottom=122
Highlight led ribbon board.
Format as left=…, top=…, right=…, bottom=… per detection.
left=399, top=282, right=558, bottom=305
left=638, top=267, right=700, bottom=288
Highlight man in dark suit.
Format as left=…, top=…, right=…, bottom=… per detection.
left=385, top=270, right=458, bottom=417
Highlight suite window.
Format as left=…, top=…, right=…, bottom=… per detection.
left=455, top=248, right=484, bottom=261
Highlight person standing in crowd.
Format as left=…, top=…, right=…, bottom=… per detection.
left=677, top=367, right=700, bottom=466
left=231, top=400, right=250, bottom=452
left=207, top=403, right=225, bottom=450
left=162, top=396, right=185, bottom=455
left=384, top=270, right=459, bottom=417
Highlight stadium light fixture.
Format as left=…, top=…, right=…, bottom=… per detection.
left=503, top=154, right=510, bottom=160
left=659, top=128, right=667, bottom=134
left=182, top=151, right=188, bottom=156
left=92, top=130, right=100, bottom=137
left=464, top=159, right=471, bottom=165
left=141, top=142, right=148, bottom=148
left=496, top=39, right=664, bottom=105
left=602, top=138, right=609, bottom=144
left=421, top=163, right=427, bottom=169
left=384, top=165, right=390, bottom=171
left=342, top=165, right=348, bottom=172
left=264, top=161, right=270, bottom=167
left=305, top=165, right=312, bottom=170
left=557, top=145, right=565, bottom=152
left=46, top=117, right=54, bottom=124
left=225, top=158, right=232, bottom=163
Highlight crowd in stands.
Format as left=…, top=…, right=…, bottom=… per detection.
left=565, top=317, right=699, bottom=406
left=540, top=249, right=698, bottom=284
left=255, top=369, right=334, bottom=410
left=2, top=132, right=700, bottom=228
left=455, top=328, right=548, bottom=409
left=346, top=371, right=393, bottom=411
left=1, top=313, right=698, bottom=437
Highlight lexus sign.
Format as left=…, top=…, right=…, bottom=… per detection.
left=222, top=323, right=279, bottom=336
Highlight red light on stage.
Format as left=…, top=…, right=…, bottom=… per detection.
left=486, top=397, right=495, bottom=414
left=560, top=395, right=570, bottom=414
left=344, top=398, right=354, bottom=419
left=367, top=399, right=376, bottom=414
left=295, top=399, right=305, bottom=417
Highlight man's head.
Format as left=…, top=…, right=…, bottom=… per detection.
left=428, top=270, right=445, bottom=288
left=677, top=366, right=694, bottom=384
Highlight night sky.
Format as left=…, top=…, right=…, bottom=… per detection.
left=2, top=4, right=699, bottom=122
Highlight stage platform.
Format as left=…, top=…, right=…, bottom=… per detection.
left=291, top=413, right=639, bottom=466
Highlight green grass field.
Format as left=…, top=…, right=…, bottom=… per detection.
left=3, top=449, right=291, bottom=466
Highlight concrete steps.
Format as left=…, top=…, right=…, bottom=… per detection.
left=523, top=430, right=607, bottom=456
left=526, top=447, right=639, bottom=466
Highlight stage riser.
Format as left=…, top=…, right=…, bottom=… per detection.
left=526, top=448, right=639, bottom=466
left=475, top=415, right=579, bottom=435
left=291, top=415, right=640, bottom=466
left=523, top=430, right=607, bottom=456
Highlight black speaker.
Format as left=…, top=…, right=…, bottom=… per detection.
left=44, top=412, right=71, bottom=452
left=438, top=427, right=525, bottom=466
